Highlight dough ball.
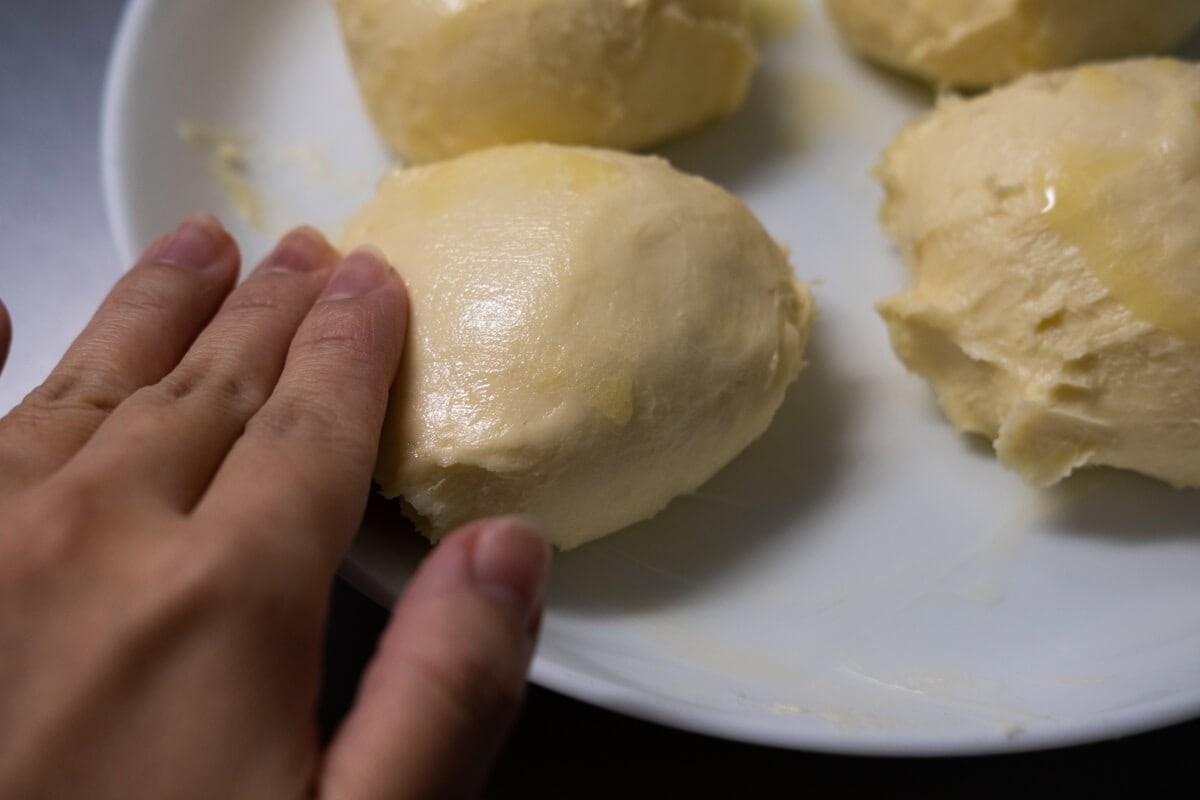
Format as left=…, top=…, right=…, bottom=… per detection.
left=334, top=0, right=757, bottom=163
left=342, top=143, right=814, bottom=549
left=825, top=0, right=1200, bottom=88
left=877, top=59, right=1200, bottom=488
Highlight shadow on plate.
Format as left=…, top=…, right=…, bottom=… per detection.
left=345, top=493, right=428, bottom=603
left=1176, top=26, right=1200, bottom=59
left=1044, top=469, right=1200, bottom=543
left=651, top=67, right=806, bottom=190
left=956, top=427, right=999, bottom=461
left=547, top=320, right=854, bottom=613
left=854, top=56, right=936, bottom=106
left=903, top=379, right=1000, bottom=464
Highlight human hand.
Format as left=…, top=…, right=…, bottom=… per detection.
left=0, top=215, right=550, bottom=799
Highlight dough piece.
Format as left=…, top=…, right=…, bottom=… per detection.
left=334, top=0, right=757, bottom=163
left=825, top=0, right=1200, bottom=88
left=877, top=59, right=1200, bottom=488
left=342, top=143, right=814, bottom=549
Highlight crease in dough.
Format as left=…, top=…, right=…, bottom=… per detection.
left=876, top=58, right=1200, bottom=489
left=825, top=0, right=1200, bottom=88
left=342, top=143, right=815, bottom=549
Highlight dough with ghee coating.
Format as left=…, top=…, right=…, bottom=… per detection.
left=334, top=0, right=757, bottom=163
left=877, top=59, right=1200, bottom=488
left=826, top=0, right=1200, bottom=88
left=342, top=143, right=814, bottom=549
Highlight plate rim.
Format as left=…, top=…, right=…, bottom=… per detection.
left=340, top=557, right=1200, bottom=756
left=100, top=0, right=151, bottom=266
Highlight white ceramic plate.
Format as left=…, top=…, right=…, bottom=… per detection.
left=102, top=0, right=1200, bottom=755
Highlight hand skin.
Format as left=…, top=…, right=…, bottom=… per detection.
left=0, top=215, right=550, bottom=800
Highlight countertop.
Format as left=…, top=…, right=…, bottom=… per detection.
left=2, top=2, right=1198, bottom=796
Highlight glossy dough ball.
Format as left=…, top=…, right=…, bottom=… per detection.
left=825, top=0, right=1200, bottom=88
left=877, top=59, right=1200, bottom=488
left=342, top=143, right=815, bottom=549
left=334, top=0, right=757, bottom=163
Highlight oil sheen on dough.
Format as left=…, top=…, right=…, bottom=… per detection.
left=876, top=59, right=1200, bottom=488
left=341, top=143, right=815, bottom=549
left=825, top=0, right=1200, bottom=88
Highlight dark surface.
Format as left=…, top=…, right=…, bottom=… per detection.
left=4, top=1, right=1200, bottom=797
left=322, top=578, right=1200, bottom=799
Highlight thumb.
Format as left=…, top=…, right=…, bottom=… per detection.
left=320, top=517, right=550, bottom=800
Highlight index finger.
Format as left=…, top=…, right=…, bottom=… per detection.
left=196, top=247, right=408, bottom=571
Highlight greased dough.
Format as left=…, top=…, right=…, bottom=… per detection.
left=334, top=0, right=756, bottom=163
left=341, top=144, right=814, bottom=549
left=825, top=0, right=1200, bottom=88
left=877, top=59, right=1200, bottom=488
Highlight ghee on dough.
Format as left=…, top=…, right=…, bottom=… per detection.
left=334, top=0, right=757, bottom=163
left=341, top=144, right=814, bottom=549
left=877, top=58, right=1200, bottom=488
left=825, top=0, right=1200, bottom=88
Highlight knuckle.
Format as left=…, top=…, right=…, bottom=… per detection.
left=25, top=366, right=85, bottom=406
left=170, top=539, right=270, bottom=620
left=245, top=396, right=371, bottom=468
left=171, top=552, right=243, bottom=617
left=0, top=475, right=124, bottom=580
left=22, top=367, right=122, bottom=416
left=0, top=498, right=68, bottom=581
left=106, top=263, right=195, bottom=319
left=155, top=363, right=268, bottom=422
left=122, top=537, right=295, bottom=646
left=221, top=280, right=287, bottom=317
left=247, top=394, right=340, bottom=440
left=243, top=395, right=352, bottom=455
left=8, top=263, right=205, bottom=421
left=46, top=467, right=124, bottom=524
left=293, top=309, right=377, bottom=368
left=184, top=521, right=320, bottom=615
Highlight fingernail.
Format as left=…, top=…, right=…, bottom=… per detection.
left=262, top=226, right=333, bottom=272
left=471, top=517, right=551, bottom=629
left=140, top=234, right=170, bottom=263
left=157, top=212, right=226, bottom=268
left=321, top=246, right=392, bottom=301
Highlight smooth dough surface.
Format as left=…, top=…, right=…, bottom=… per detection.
left=334, top=0, right=757, bottom=163
left=825, top=0, right=1200, bottom=88
left=877, top=59, right=1200, bottom=488
left=342, top=143, right=814, bottom=549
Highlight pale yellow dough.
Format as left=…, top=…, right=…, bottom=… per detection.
left=825, top=0, right=1200, bottom=88
left=334, top=0, right=757, bottom=163
left=877, top=58, right=1200, bottom=489
left=342, top=144, right=814, bottom=549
